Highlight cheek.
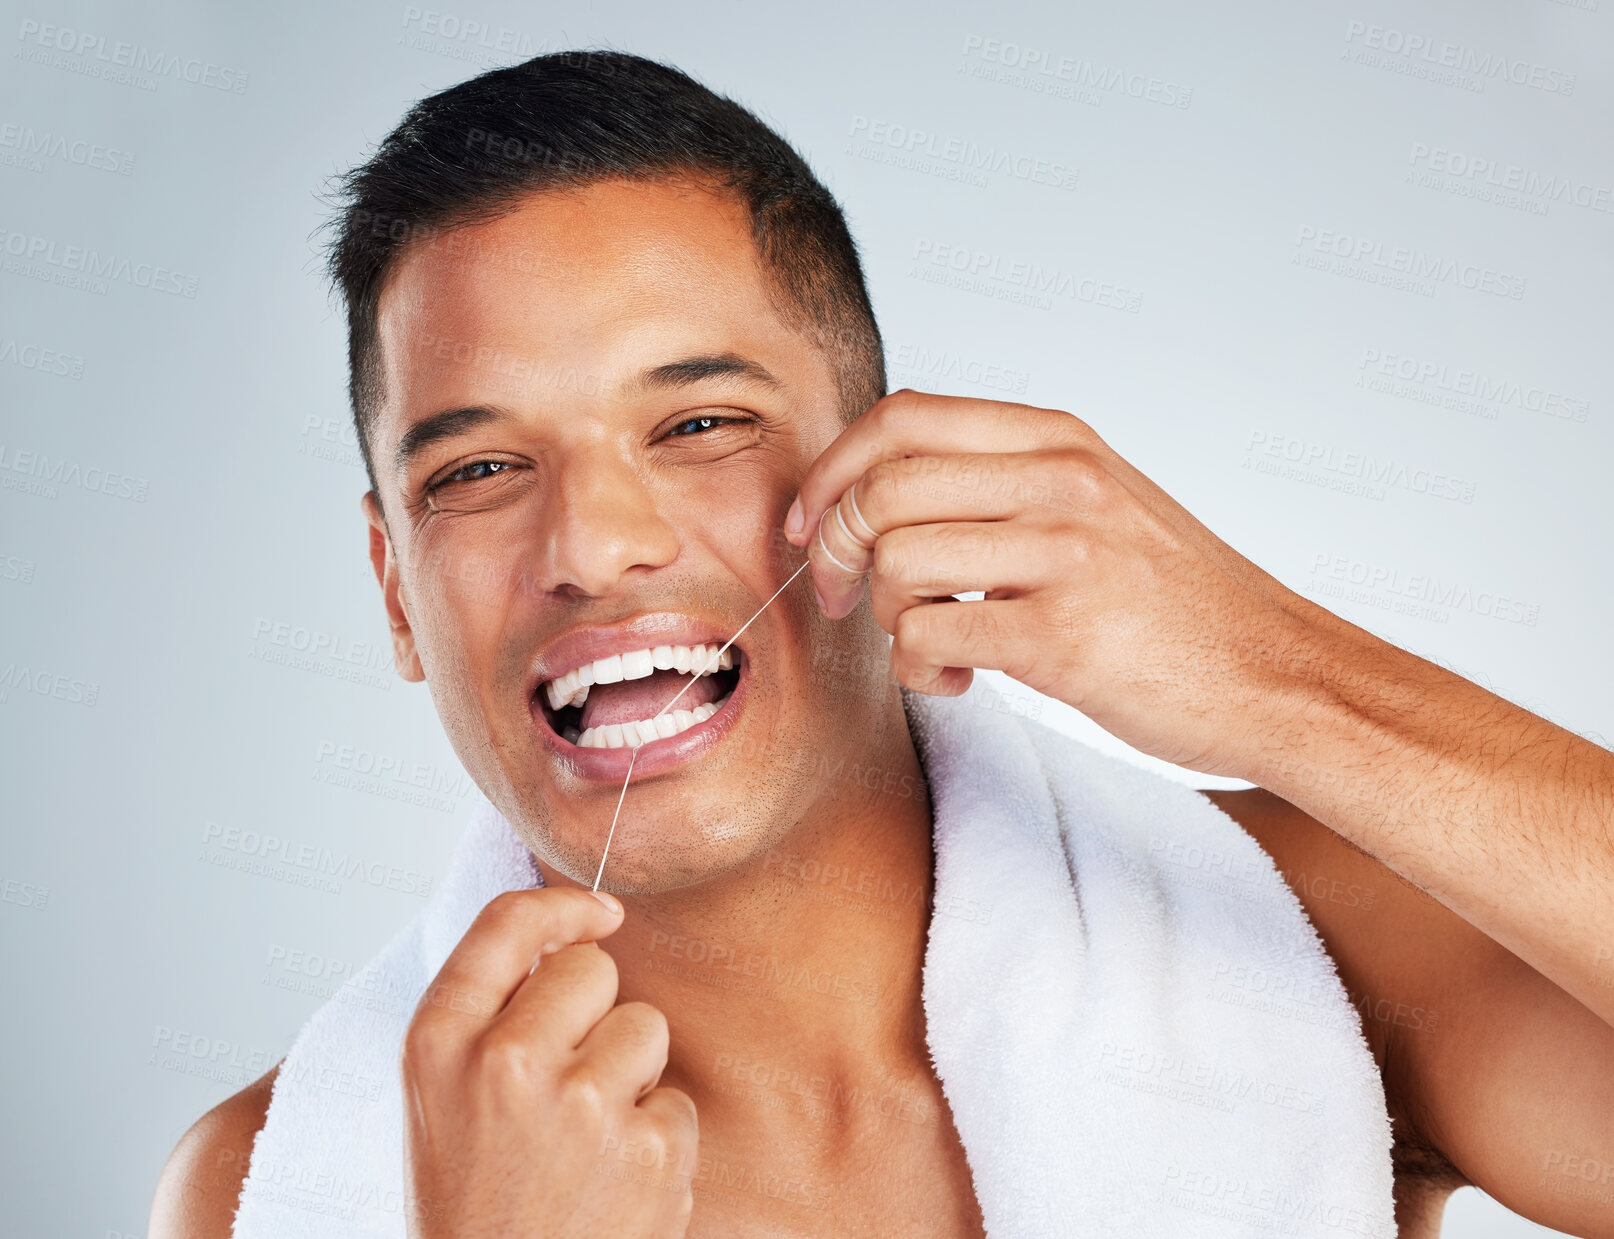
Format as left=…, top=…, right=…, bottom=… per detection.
left=408, top=506, right=544, bottom=612
left=405, top=554, right=521, bottom=689
left=683, top=447, right=792, bottom=515
left=669, top=454, right=797, bottom=573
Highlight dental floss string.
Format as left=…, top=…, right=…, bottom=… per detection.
left=590, top=746, right=637, bottom=891
left=591, top=558, right=812, bottom=892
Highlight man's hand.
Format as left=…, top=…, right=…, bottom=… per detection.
left=401, top=888, right=697, bottom=1238
left=785, top=385, right=1614, bottom=1088
left=785, top=388, right=1325, bottom=778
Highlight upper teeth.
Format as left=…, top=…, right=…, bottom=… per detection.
left=543, top=643, right=734, bottom=712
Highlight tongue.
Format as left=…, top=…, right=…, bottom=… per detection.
left=579, top=668, right=726, bottom=730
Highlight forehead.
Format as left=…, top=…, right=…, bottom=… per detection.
left=375, top=178, right=792, bottom=407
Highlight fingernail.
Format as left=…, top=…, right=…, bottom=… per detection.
left=591, top=890, right=622, bottom=915
left=784, top=497, right=804, bottom=539
left=813, top=584, right=829, bottom=615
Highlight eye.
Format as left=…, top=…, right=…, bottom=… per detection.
left=668, top=415, right=736, bottom=436
left=422, top=458, right=529, bottom=512
left=430, top=459, right=514, bottom=490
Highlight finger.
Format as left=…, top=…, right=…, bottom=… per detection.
left=491, top=940, right=621, bottom=1058
left=636, top=1085, right=700, bottom=1152
left=891, top=598, right=1043, bottom=696
left=867, top=523, right=1045, bottom=635
left=572, top=1000, right=671, bottom=1102
left=809, top=501, right=874, bottom=620
left=621, top=1086, right=701, bottom=1209
left=812, top=452, right=1055, bottom=619
left=413, top=888, right=624, bottom=1043
left=850, top=451, right=1054, bottom=530
left=784, top=390, right=1085, bottom=548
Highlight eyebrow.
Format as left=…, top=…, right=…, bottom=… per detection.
left=632, top=352, right=782, bottom=395
left=392, top=352, right=782, bottom=476
left=393, top=404, right=507, bottom=476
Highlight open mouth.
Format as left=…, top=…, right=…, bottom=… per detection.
left=535, top=642, right=742, bottom=749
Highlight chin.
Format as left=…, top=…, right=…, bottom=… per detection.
left=518, top=791, right=797, bottom=896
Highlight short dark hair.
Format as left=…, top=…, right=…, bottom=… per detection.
left=326, top=49, right=886, bottom=495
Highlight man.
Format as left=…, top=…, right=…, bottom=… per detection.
left=151, top=51, right=1613, bottom=1238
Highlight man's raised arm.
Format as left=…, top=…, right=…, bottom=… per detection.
left=786, top=387, right=1614, bottom=1028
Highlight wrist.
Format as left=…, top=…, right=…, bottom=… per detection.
left=1236, top=598, right=1416, bottom=800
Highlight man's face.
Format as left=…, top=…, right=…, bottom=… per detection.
left=365, top=178, right=894, bottom=893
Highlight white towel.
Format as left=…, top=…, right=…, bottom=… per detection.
left=233, top=689, right=1396, bottom=1238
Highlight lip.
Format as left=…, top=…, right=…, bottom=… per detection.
left=529, top=612, right=752, bottom=783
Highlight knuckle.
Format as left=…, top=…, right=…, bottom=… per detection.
left=477, top=888, right=536, bottom=934
left=893, top=604, right=935, bottom=657
left=964, top=604, right=996, bottom=645
left=891, top=661, right=924, bottom=691
left=399, top=1019, right=448, bottom=1079
left=875, top=387, right=923, bottom=434
left=877, top=523, right=929, bottom=571
left=576, top=940, right=621, bottom=991
left=890, top=527, right=964, bottom=590
left=557, top=1065, right=611, bottom=1126
left=945, top=604, right=977, bottom=647
left=1052, top=448, right=1115, bottom=509
left=650, top=1085, right=700, bottom=1140
left=617, top=1000, right=669, bottom=1044
left=1062, top=527, right=1093, bottom=567
left=860, top=459, right=903, bottom=516
left=1039, top=406, right=1096, bottom=445
left=936, top=520, right=985, bottom=560
left=893, top=655, right=934, bottom=692
left=1053, top=445, right=1101, bottom=481
left=471, top=1027, right=541, bottom=1085
left=546, top=942, right=620, bottom=1007
left=634, top=1118, right=674, bottom=1158
left=871, top=533, right=905, bottom=581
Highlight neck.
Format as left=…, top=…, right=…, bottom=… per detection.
left=537, top=687, right=937, bottom=1136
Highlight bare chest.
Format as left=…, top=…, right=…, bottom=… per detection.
left=683, top=1081, right=985, bottom=1238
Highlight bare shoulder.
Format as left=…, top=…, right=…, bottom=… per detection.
left=1204, top=787, right=1456, bottom=1010
left=149, top=1061, right=281, bottom=1239
left=1205, top=789, right=1472, bottom=1235
left=1203, top=786, right=1469, bottom=1077
left=1212, top=788, right=1614, bottom=1239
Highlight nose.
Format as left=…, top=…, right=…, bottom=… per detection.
left=540, top=451, right=679, bottom=597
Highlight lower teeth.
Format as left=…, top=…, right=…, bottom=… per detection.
left=572, top=693, right=731, bottom=748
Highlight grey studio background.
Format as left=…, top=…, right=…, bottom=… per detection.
left=1, top=0, right=1609, bottom=1234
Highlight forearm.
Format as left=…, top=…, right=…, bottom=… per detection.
left=1245, top=605, right=1614, bottom=1026
left=781, top=390, right=1614, bottom=1024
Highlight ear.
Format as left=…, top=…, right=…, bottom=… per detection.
left=362, top=491, right=425, bottom=683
